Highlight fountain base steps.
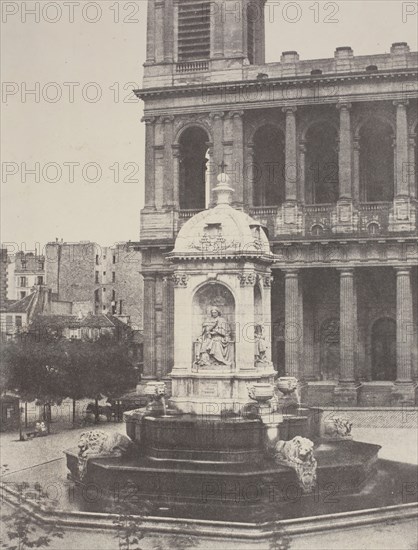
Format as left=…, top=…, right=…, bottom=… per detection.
left=65, top=440, right=381, bottom=519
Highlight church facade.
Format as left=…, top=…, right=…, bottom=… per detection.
left=136, top=0, right=418, bottom=406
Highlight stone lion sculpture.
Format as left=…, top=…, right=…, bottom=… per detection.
left=77, top=430, right=133, bottom=479
left=323, top=416, right=353, bottom=439
left=274, top=436, right=317, bottom=493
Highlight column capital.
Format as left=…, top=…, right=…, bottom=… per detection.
left=161, top=115, right=175, bottom=124
left=337, top=268, right=355, bottom=277
left=282, top=106, right=297, bottom=115
left=395, top=266, right=412, bottom=275
left=209, top=111, right=225, bottom=121
left=283, top=268, right=299, bottom=277
left=141, top=116, right=156, bottom=125
left=393, top=99, right=409, bottom=108
left=228, top=110, right=245, bottom=119
left=336, top=102, right=352, bottom=111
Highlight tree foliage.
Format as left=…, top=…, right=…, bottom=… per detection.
left=0, top=334, right=137, bottom=409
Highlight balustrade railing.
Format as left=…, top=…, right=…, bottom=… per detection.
left=176, top=60, right=209, bottom=73
left=179, top=209, right=202, bottom=219
left=249, top=206, right=278, bottom=216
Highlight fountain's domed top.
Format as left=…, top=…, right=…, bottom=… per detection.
left=171, top=174, right=271, bottom=258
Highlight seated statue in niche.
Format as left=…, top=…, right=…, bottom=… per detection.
left=195, top=307, right=233, bottom=368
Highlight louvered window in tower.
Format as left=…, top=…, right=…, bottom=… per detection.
left=178, top=0, right=210, bottom=61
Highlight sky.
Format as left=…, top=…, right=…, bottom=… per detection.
left=1, top=0, right=417, bottom=251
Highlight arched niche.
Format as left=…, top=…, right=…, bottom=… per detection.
left=192, top=283, right=235, bottom=341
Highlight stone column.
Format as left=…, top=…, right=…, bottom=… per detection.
left=335, top=268, right=360, bottom=404
left=408, top=134, right=416, bottom=199
left=282, top=107, right=298, bottom=201
left=353, top=137, right=361, bottom=202
left=145, top=0, right=156, bottom=63
left=211, top=0, right=224, bottom=58
left=163, top=0, right=174, bottom=62
left=172, top=144, right=180, bottom=209
left=142, top=274, right=156, bottom=378
left=209, top=112, right=225, bottom=205
left=337, top=103, right=352, bottom=199
left=396, top=268, right=413, bottom=380
left=154, top=0, right=164, bottom=62
left=230, top=111, right=244, bottom=207
left=143, top=116, right=156, bottom=210
left=163, top=116, right=175, bottom=208
left=394, top=100, right=409, bottom=197
left=298, top=140, right=306, bottom=203
left=284, top=269, right=301, bottom=378
left=245, top=142, right=255, bottom=206
left=393, top=267, right=416, bottom=403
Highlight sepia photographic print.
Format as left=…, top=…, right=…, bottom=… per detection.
left=1, top=1, right=418, bottom=549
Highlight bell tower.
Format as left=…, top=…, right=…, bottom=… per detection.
left=145, top=0, right=266, bottom=72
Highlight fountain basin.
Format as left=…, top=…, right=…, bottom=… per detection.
left=142, top=414, right=266, bottom=463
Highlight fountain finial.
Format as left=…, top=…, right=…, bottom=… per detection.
left=213, top=171, right=234, bottom=205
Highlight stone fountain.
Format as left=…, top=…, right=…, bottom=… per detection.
left=65, top=176, right=381, bottom=516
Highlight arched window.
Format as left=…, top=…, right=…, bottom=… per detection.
left=359, top=119, right=394, bottom=202
left=253, top=125, right=285, bottom=206
left=305, top=122, right=339, bottom=204
left=371, top=318, right=396, bottom=381
left=179, top=127, right=209, bottom=210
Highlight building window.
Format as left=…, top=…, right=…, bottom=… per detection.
left=6, top=315, right=13, bottom=332
left=95, top=254, right=99, bottom=265
left=177, top=1, right=210, bottom=62
left=19, top=277, right=27, bottom=287
left=112, top=290, right=116, bottom=301
left=119, top=300, right=123, bottom=315
left=103, top=287, right=106, bottom=292
left=95, top=271, right=99, bottom=283
left=37, top=276, right=44, bottom=285
left=179, top=126, right=209, bottom=210
left=69, top=328, right=81, bottom=340
left=103, top=271, right=106, bottom=277
left=113, top=255, right=116, bottom=264
left=112, top=272, right=116, bottom=283
left=15, top=316, right=22, bottom=328
left=21, top=260, right=27, bottom=270
left=38, top=260, right=44, bottom=270
left=20, top=291, right=26, bottom=299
